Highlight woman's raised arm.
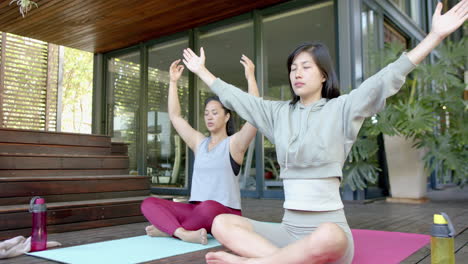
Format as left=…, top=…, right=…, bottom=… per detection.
left=230, top=55, right=260, bottom=164
left=168, top=59, right=205, bottom=153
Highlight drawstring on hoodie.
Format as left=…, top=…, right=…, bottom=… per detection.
left=284, top=106, right=296, bottom=172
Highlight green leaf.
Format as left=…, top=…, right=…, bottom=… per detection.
left=343, top=161, right=381, bottom=191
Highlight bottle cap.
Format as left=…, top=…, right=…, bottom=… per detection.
left=434, top=214, right=448, bottom=224
left=29, top=196, right=47, bottom=213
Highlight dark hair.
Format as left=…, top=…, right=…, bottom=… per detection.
left=204, top=96, right=236, bottom=136
left=287, top=42, right=340, bottom=105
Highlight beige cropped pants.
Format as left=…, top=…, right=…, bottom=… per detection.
left=248, top=208, right=354, bottom=264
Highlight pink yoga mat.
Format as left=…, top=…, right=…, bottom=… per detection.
left=352, top=229, right=430, bottom=264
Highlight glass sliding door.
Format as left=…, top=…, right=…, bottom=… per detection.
left=362, top=5, right=380, bottom=78
left=107, top=50, right=141, bottom=173
left=198, top=20, right=257, bottom=192
left=360, top=4, right=386, bottom=198
left=147, top=37, right=189, bottom=188
left=360, top=5, right=409, bottom=199
left=262, top=1, right=336, bottom=195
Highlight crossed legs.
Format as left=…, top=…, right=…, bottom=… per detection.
left=140, top=197, right=241, bottom=245
left=206, top=214, right=349, bottom=264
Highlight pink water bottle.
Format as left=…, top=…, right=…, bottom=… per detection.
left=29, top=196, right=47, bottom=252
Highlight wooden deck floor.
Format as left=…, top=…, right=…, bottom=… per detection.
left=2, top=186, right=467, bottom=264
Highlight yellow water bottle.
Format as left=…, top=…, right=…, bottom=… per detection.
left=431, top=212, right=455, bottom=264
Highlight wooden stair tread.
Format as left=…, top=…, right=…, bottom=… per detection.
left=0, top=175, right=148, bottom=181
left=1, top=177, right=150, bottom=198
left=0, top=127, right=110, bottom=137
left=0, top=169, right=131, bottom=177
left=0, top=156, right=130, bottom=170
left=0, top=142, right=111, bottom=155
left=0, top=196, right=149, bottom=213
left=0, top=216, right=146, bottom=240
left=0, top=153, right=128, bottom=158
left=0, top=128, right=111, bottom=147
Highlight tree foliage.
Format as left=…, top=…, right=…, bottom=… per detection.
left=61, top=47, right=93, bottom=133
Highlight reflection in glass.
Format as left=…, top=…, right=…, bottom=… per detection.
left=148, top=38, right=189, bottom=188
left=108, top=51, right=140, bottom=173
left=263, top=1, right=335, bottom=190
left=389, top=0, right=422, bottom=27
left=361, top=5, right=382, bottom=191
left=362, top=5, right=380, bottom=77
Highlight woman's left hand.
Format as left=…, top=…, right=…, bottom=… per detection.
left=430, top=0, right=468, bottom=39
left=169, top=59, right=184, bottom=83
left=240, top=55, right=255, bottom=82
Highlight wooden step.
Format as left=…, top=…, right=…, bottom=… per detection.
left=0, top=190, right=150, bottom=206
left=0, top=154, right=129, bottom=170
left=111, top=142, right=128, bottom=155
left=0, top=142, right=111, bottom=155
left=0, top=128, right=146, bottom=241
left=0, top=216, right=146, bottom=241
left=0, top=196, right=149, bottom=240
left=0, top=175, right=151, bottom=199
left=0, top=169, right=130, bottom=177
left=0, top=128, right=111, bottom=147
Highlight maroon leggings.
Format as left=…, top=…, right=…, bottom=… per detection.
left=141, top=197, right=242, bottom=235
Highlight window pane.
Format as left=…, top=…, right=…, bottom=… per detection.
left=198, top=20, right=256, bottom=191
left=148, top=37, right=189, bottom=188
left=360, top=9, right=410, bottom=196
left=263, top=1, right=335, bottom=190
left=384, top=22, right=409, bottom=47
left=390, top=0, right=423, bottom=27
left=108, top=51, right=140, bottom=173
left=198, top=21, right=254, bottom=133
left=362, top=4, right=380, bottom=77
left=360, top=5, right=382, bottom=192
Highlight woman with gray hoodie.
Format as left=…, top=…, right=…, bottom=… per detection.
left=183, top=1, right=467, bottom=263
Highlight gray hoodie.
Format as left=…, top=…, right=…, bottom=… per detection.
left=210, top=53, right=416, bottom=180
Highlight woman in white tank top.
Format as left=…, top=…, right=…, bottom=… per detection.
left=141, top=55, right=259, bottom=244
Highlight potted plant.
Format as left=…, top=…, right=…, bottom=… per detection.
left=343, top=38, right=467, bottom=201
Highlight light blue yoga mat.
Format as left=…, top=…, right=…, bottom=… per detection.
left=27, top=235, right=221, bottom=264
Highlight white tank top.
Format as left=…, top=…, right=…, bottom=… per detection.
left=189, top=137, right=242, bottom=210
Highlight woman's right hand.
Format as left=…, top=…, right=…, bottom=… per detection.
left=240, top=55, right=255, bottom=82
left=183, top=47, right=206, bottom=75
left=169, top=59, right=184, bottom=83
left=430, top=0, right=467, bottom=40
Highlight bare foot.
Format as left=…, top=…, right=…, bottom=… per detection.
left=174, top=228, right=208, bottom=245
left=145, top=225, right=169, bottom=237
left=206, top=251, right=252, bottom=264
